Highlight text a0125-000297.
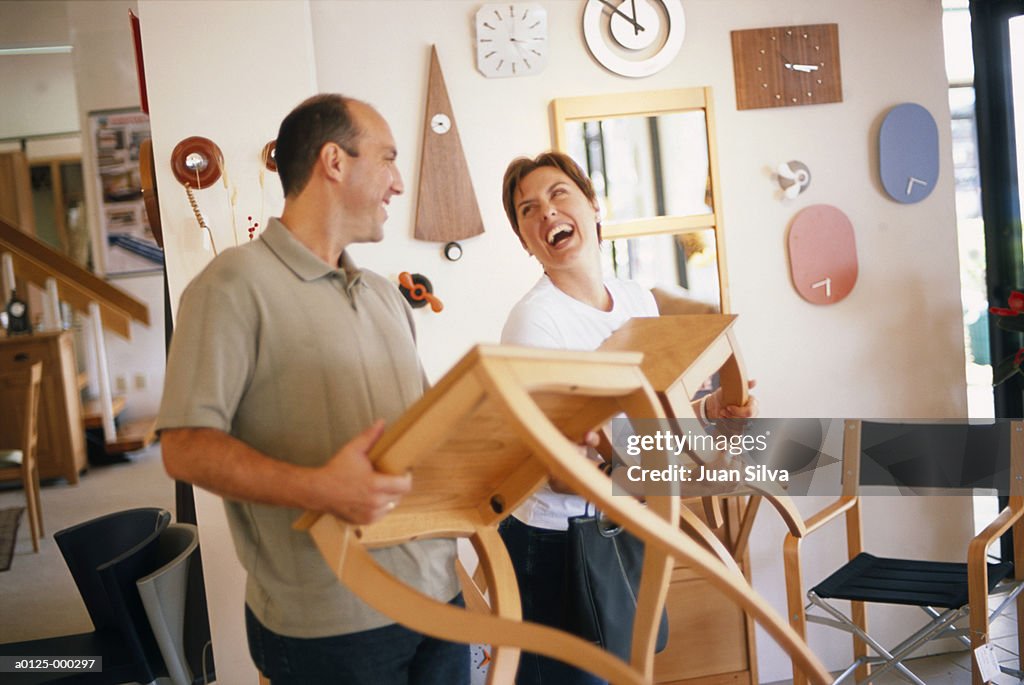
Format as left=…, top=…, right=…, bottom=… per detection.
left=0, top=656, right=102, bottom=673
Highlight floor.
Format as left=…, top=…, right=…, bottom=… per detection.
left=0, top=442, right=176, bottom=643
left=764, top=604, right=1022, bottom=684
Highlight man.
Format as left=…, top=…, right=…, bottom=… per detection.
left=157, top=95, right=467, bottom=685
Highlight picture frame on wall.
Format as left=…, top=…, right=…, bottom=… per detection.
left=88, top=108, right=163, bottom=276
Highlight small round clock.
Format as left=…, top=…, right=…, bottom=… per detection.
left=430, top=113, right=451, bottom=135
left=582, top=0, right=685, bottom=78
left=475, top=3, right=548, bottom=79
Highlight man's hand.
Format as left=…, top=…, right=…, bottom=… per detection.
left=312, top=420, right=412, bottom=525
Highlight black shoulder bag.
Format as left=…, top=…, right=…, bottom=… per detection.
left=563, top=501, right=670, bottom=661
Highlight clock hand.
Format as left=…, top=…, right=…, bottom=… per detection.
left=778, top=50, right=819, bottom=72
left=630, top=0, right=639, bottom=36
left=596, top=0, right=645, bottom=32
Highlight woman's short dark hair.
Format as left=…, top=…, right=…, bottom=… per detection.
left=275, top=94, right=362, bottom=197
left=501, top=151, right=600, bottom=244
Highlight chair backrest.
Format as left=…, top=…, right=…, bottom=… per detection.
left=96, top=512, right=177, bottom=684
left=55, top=507, right=171, bottom=631
left=848, top=420, right=1020, bottom=493
left=0, top=360, right=42, bottom=459
left=22, top=361, right=41, bottom=464
left=137, top=523, right=200, bottom=685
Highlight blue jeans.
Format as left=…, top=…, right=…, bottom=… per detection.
left=498, top=517, right=605, bottom=685
left=245, top=597, right=470, bottom=685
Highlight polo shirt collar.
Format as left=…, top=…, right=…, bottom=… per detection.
left=261, top=217, right=362, bottom=285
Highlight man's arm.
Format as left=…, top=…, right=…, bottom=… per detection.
left=161, top=421, right=411, bottom=525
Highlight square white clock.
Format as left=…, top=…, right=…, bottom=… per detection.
left=475, top=3, right=548, bottom=78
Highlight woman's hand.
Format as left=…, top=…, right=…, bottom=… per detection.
left=704, top=379, right=759, bottom=420
left=548, top=430, right=603, bottom=494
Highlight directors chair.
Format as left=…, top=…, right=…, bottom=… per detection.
left=784, top=419, right=1024, bottom=685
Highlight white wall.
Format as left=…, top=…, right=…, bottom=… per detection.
left=139, top=1, right=972, bottom=682
left=0, top=0, right=79, bottom=139
left=137, top=2, right=316, bottom=680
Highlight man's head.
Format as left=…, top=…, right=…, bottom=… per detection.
left=501, top=151, right=601, bottom=249
left=275, top=94, right=362, bottom=198
left=276, top=95, right=404, bottom=244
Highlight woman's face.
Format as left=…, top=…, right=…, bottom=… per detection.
left=513, top=166, right=601, bottom=273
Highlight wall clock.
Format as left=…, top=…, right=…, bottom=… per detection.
left=878, top=103, right=939, bottom=204
left=476, top=3, right=548, bottom=78
left=787, top=204, right=857, bottom=305
left=582, top=0, right=686, bottom=78
left=415, top=46, right=485, bottom=243
left=731, top=23, right=842, bottom=110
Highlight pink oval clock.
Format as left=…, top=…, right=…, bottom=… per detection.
left=787, top=204, right=857, bottom=305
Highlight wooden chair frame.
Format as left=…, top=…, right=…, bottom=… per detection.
left=0, top=361, right=44, bottom=551
left=783, top=419, right=1024, bottom=685
left=297, top=345, right=829, bottom=685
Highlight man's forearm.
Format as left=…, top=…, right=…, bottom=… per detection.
left=161, top=427, right=326, bottom=511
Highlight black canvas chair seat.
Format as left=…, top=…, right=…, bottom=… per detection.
left=812, top=552, right=1014, bottom=609
left=783, top=419, right=1024, bottom=685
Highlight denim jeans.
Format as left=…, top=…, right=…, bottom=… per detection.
left=498, top=517, right=605, bottom=685
left=245, top=596, right=470, bottom=685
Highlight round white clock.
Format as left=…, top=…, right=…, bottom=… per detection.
left=475, top=2, right=548, bottom=79
left=430, top=113, right=452, bottom=135
left=583, top=0, right=685, bottom=78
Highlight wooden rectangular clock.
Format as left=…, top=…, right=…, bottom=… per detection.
left=731, top=23, right=842, bottom=110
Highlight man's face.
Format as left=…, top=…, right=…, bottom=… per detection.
left=513, top=165, right=600, bottom=274
left=339, top=103, right=404, bottom=243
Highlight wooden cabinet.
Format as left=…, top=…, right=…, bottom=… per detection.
left=655, top=498, right=757, bottom=685
left=0, top=331, right=85, bottom=483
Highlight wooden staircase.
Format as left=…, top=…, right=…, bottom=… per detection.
left=82, top=396, right=157, bottom=454
left=1, top=218, right=156, bottom=463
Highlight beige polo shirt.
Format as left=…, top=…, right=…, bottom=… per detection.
left=157, top=218, right=458, bottom=637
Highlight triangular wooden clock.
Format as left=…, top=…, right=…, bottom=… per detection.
left=414, top=46, right=484, bottom=242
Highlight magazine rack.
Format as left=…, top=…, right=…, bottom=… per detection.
left=296, top=345, right=828, bottom=685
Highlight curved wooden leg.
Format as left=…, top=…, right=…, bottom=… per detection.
left=308, top=516, right=647, bottom=685
left=470, top=526, right=522, bottom=685
left=632, top=493, right=678, bottom=679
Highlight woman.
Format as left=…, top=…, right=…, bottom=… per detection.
left=498, top=151, right=756, bottom=685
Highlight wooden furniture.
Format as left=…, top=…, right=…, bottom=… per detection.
left=783, top=420, right=1024, bottom=685
left=0, top=332, right=85, bottom=483
left=0, top=361, right=44, bottom=551
left=600, top=315, right=804, bottom=685
left=296, top=345, right=829, bottom=685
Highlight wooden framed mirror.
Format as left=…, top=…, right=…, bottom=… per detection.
left=551, top=87, right=729, bottom=312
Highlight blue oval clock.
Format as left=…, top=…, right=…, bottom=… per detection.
left=879, top=103, right=939, bottom=204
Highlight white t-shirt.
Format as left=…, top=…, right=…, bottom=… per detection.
left=501, top=274, right=658, bottom=530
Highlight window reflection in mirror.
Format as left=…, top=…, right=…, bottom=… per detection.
left=565, top=111, right=712, bottom=224
left=599, top=229, right=721, bottom=310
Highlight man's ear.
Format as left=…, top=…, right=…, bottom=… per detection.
left=320, top=142, right=346, bottom=181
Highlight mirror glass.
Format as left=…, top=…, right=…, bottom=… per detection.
left=565, top=111, right=712, bottom=224
left=600, top=229, right=721, bottom=308
left=553, top=87, right=727, bottom=311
